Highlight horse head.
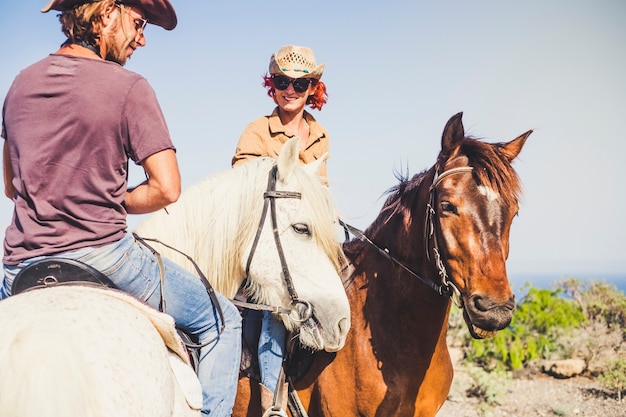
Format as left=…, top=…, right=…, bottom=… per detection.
left=431, top=112, right=532, bottom=339
left=134, top=138, right=349, bottom=352
left=239, top=138, right=350, bottom=352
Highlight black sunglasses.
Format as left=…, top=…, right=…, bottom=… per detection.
left=272, top=75, right=314, bottom=93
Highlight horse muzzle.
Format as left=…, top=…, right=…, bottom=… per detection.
left=461, top=293, right=515, bottom=339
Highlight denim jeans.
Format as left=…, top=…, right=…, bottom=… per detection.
left=244, top=309, right=287, bottom=392
left=2, top=234, right=241, bottom=417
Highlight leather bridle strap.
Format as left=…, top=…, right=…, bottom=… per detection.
left=426, top=165, right=474, bottom=302
left=243, top=165, right=313, bottom=321
left=339, top=219, right=453, bottom=297
left=133, top=233, right=226, bottom=348
left=339, top=166, right=474, bottom=299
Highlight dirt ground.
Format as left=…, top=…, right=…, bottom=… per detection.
left=436, top=348, right=625, bottom=417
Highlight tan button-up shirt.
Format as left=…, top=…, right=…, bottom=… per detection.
left=231, top=107, right=329, bottom=182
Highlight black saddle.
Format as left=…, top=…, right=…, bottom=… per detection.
left=11, top=257, right=116, bottom=295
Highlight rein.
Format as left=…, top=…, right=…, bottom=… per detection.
left=341, top=165, right=473, bottom=301
left=133, top=234, right=226, bottom=349
left=339, top=220, right=452, bottom=297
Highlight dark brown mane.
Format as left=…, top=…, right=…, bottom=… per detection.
left=359, top=170, right=428, bottom=240
left=362, top=136, right=521, bottom=240
left=461, top=136, right=522, bottom=208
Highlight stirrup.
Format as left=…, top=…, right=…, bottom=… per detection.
left=262, top=406, right=288, bottom=417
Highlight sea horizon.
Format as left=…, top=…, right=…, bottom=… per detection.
left=508, top=271, right=626, bottom=295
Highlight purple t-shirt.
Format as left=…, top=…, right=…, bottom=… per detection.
left=2, top=54, right=175, bottom=265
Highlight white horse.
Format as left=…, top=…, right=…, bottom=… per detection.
left=0, top=284, right=202, bottom=417
left=0, top=138, right=350, bottom=416
left=135, top=137, right=350, bottom=350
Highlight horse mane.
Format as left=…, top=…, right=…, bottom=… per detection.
left=459, top=136, right=522, bottom=208
left=356, top=135, right=522, bottom=247
left=135, top=156, right=344, bottom=299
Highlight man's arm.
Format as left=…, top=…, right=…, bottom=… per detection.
left=125, top=149, right=181, bottom=214
left=3, top=141, right=15, bottom=199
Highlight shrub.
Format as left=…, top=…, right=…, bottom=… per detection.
left=558, top=278, right=626, bottom=335
left=462, top=285, right=586, bottom=371
left=464, top=365, right=510, bottom=413
left=598, top=359, right=626, bottom=402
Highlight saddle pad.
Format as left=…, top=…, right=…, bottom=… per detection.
left=169, top=351, right=203, bottom=410
left=80, top=286, right=191, bottom=364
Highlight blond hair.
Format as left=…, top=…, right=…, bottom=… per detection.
left=58, top=0, right=116, bottom=58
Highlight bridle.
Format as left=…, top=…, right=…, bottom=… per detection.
left=240, top=165, right=314, bottom=322
left=425, top=165, right=473, bottom=301
left=341, top=165, right=473, bottom=301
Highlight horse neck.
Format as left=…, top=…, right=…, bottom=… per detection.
left=346, top=168, right=449, bottom=310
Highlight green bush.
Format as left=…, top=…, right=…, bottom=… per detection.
left=598, top=359, right=626, bottom=401
left=462, top=285, right=586, bottom=371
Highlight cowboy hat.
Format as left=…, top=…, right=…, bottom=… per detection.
left=269, top=45, right=325, bottom=79
left=41, top=0, right=177, bottom=30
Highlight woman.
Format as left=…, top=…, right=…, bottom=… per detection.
left=231, top=44, right=330, bottom=411
left=232, top=44, right=329, bottom=183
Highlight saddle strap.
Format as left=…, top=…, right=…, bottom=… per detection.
left=262, top=366, right=289, bottom=417
left=287, top=376, right=309, bottom=417
left=132, top=233, right=226, bottom=348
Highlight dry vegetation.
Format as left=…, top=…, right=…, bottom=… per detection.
left=437, top=279, right=626, bottom=417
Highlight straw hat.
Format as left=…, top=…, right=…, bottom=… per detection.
left=269, top=45, right=325, bottom=79
left=41, top=0, right=177, bottom=30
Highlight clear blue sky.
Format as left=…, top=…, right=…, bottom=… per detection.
left=1, top=1, right=624, bottom=284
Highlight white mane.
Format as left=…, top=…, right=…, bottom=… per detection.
left=134, top=155, right=344, bottom=300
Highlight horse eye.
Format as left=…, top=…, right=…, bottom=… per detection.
left=440, top=201, right=458, bottom=215
left=292, top=223, right=310, bottom=235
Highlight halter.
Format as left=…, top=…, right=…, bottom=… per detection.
left=243, top=165, right=314, bottom=322
left=341, top=165, right=473, bottom=300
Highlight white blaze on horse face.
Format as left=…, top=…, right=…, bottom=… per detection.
left=441, top=184, right=503, bottom=260
left=478, top=185, right=502, bottom=227
left=478, top=184, right=499, bottom=202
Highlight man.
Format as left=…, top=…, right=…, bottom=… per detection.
left=1, top=1, right=241, bottom=415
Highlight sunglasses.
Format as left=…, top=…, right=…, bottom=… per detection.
left=116, top=3, right=148, bottom=34
left=133, top=16, right=148, bottom=34
left=272, top=76, right=314, bottom=93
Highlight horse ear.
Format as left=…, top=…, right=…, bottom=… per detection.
left=303, top=152, right=328, bottom=179
left=277, top=137, right=300, bottom=180
left=500, top=130, right=532, bottom=162
left=440, top=112, right=465, bottom=162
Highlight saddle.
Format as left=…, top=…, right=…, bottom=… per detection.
left=11, top=257, right=116, bottom=295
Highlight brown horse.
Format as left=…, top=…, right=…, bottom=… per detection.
left=233, top=112, right=532, bottom=417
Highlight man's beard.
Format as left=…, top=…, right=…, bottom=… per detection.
left=103, top=38, right=131, bottom=66
left=101, top=24, right=136, bottom=66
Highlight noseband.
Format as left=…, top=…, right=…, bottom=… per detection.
left=243, top=165, right=313, bottom=322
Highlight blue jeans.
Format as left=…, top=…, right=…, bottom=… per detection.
left=1, top=234, right=241, bottom=417
left=244, top=309, right=287, bottom=392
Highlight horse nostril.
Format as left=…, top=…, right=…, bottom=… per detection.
left=337, top=317, right=350, bottom=336
left=470, top=293, right=516, bottom=314
left=472, top=295, right=489, bottom=312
